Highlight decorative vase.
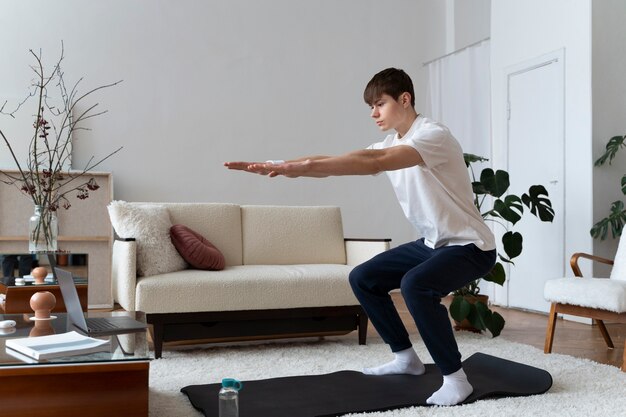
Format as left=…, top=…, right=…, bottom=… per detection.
left=29, top=205, right=58, bottom=253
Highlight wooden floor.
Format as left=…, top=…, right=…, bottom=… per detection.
left=387, top=292, right=626, bottom=370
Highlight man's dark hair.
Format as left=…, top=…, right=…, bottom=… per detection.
left=363, top=68, right=415, bottom=107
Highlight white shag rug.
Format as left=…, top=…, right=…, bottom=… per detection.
left=149, top=332, right=626, bottom=417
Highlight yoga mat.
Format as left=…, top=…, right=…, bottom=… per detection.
left=181, top=352, right=552, bottom=417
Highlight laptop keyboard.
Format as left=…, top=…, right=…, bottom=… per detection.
left=86, top=318, right=119, bottom=331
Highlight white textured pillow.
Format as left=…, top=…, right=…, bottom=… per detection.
left=107, top=201, right=187, bottom=277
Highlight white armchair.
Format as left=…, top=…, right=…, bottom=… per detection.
left=543, top=235, right=626, bottom=371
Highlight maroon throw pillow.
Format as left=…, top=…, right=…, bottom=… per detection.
left=169, top=224, right=226, bottom=270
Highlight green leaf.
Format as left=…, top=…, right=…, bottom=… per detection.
left=498, top=253, right=514, bottom=264
left=590, top=200, right=626, bottom=240
left=486, top=312, right=505, bottom=337
left=467, top=303, right=487, bottom=331
left=521, top=185, right=555, bottom=222
left=479, top=169, right=510, bottom=198
left=594, top=135, right=626, bottom=166
left=482, top=262, right=506, bottom=286
left=621, top=175, right=626, bottom=195
left=502, top=231, right=523, bottom=260
left=474, top=300, right=490, bottom=317
left=472, top=181, right=489, bottom=195
left=449, top=296, right=471, bottom=322
left=492, top=195, right=524, bottom=224
left=463, top=153, right=489, bottom=168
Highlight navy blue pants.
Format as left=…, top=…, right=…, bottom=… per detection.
left=349, top=239, right=496, bottom=375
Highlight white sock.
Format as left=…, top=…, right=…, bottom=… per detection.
left=426, top=367, right=473, bottom=406
left=363, top=347, right=425, bottom=376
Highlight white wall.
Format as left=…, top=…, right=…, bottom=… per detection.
left=0, top=0, right=447, bottom=247
left=491, top=0, right=594, bottom=279
left=440, top=0, right=490, bottom=54
left=454, top=0, right=490, bottom=48
left=592, top=0, right=626, bottom=275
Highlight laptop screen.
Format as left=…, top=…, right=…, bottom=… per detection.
left=55, top=267, right=89, bottom=330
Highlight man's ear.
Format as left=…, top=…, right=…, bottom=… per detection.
left=400, top=92, right=411, bottom=107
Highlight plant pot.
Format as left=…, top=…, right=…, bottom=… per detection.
left=56, top=254, right=69, bottom=266
left=453, top=294, right=489, bottom=333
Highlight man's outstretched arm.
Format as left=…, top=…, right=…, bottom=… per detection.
left=224, top=155, right=331, bottom=174
left=224, top=145, right=423, bottom=178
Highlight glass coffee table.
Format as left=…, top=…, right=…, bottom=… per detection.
left=0, top=311, right=150, bottom=417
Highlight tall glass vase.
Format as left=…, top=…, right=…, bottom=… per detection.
left=29, top=205, right=58, bottom=253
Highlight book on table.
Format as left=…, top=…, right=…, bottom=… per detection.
left=5, top=330, right=111, bottom=360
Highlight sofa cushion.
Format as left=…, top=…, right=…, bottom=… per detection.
left=161, top=203, right=243, bottom=266
left=170, top=224, right=225, bottom=270
left=135, top=265, right=357, bottom=313
left=241, top=206, right=347, bottom=265
left=107, top=201, right=187, bottom=277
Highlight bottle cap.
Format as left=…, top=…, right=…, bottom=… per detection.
left=221, top=378, right=243, bottom=391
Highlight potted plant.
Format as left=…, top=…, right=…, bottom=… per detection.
left=590, top=133, right=626, bottom=239
left=449, top=154, right=555, bottom=337
left=0, top=44, right=122, bottom=252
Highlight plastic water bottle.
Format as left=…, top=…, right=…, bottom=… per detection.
left=219, top=378, right=243, bottom=417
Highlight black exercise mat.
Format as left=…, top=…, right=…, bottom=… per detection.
left=181, top=352, right=552, bottom=417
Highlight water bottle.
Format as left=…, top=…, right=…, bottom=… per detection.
left=219, top=378, right=243, bottom=417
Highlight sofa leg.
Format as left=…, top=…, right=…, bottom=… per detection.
left=358, top=312, right=368, bottom=345
left=151, top=322, right=164, bottom=359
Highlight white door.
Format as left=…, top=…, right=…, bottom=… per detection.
left=505, top=51, right=565, bottom=313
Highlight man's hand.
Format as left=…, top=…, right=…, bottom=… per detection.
left=224, top=160, right=320, bottom=178
left=223, top=161, right=275, bottom=175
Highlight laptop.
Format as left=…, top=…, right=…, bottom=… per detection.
left=55, top=267, right=147, bottom=336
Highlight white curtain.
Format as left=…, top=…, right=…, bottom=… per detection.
left=426, top=39, right=491, bottom=163
left=426, top=39, right=494, bottom=298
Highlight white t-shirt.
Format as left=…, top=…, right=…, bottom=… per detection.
left=368, top=115, right=496, bottom=251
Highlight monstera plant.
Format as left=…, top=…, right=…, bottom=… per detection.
left=449, top=154, right=555, bottom=337
left=590, top=133, right=626, bottom=240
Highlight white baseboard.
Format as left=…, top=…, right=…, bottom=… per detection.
left=88, top=303, right=114, bottom=310
left=561, top=314, right=592, bottom=325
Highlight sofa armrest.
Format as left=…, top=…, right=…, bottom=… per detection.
left=344, top=238, right=391, bottom=266
left=112, top=238, right=138, bottom=311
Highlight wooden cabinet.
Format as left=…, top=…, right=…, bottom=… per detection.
left=0, top=171, right=113, bottom=307
left=0, top=281, right=88, bottom=313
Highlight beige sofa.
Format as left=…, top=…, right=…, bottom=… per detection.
left=109, top=203, right=390, bottom=358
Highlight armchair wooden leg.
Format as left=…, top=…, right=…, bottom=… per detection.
left=544, top=303, right=558, bottom=354
left=595, top=319, right=615, bottom=349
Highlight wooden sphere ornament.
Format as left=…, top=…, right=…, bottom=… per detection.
left=31, top=266, right=48, bottom=285
left=30, top=320, right=55, bottom=337
left=30, top=291, right=56, bottom=319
